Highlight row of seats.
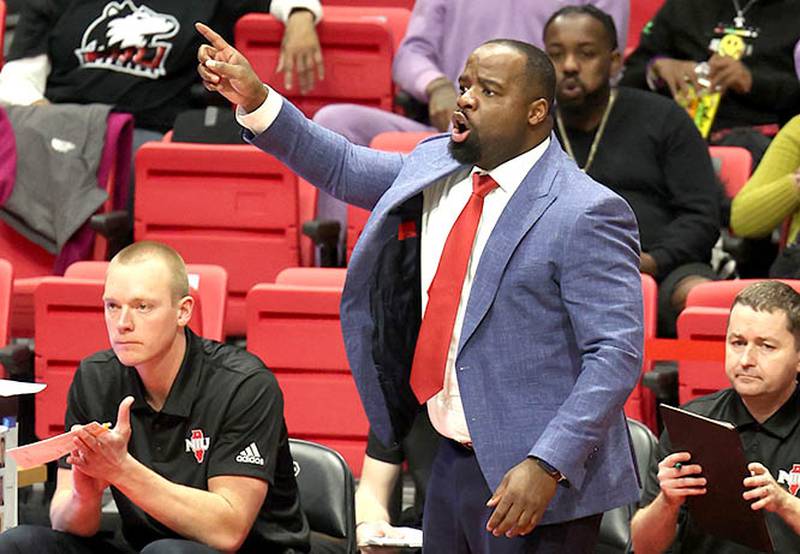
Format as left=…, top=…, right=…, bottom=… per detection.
left=0, top=130, right=755, bottom=442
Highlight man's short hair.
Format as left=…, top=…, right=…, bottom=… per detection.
left=732, top=281, right=800, bottom=346
left=483, top=38, right=556, bottom=111
left=109, top=241, right=190, bottom=303
left=543, top=4, right=619, bottom=51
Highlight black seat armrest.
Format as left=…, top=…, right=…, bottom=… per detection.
left=302, top=219, right=342, bottom=267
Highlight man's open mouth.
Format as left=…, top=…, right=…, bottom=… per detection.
left=451, top=111, right=471, bottom=143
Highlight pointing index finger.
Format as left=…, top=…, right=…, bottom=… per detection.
left=195, top=22, right=230, bottom=51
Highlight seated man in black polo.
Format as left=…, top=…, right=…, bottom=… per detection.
left=631, top=280, right=800, bottom=553
left=0, top=241, right=309, bottom=553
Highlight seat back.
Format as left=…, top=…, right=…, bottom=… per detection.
left=685, top=278, right=800, bottom=309
left=0, top=0, right=5, bottom=68
left=134, top=142, right=299, bottom=336
left=0, top=258, right=12, bottom=346
left=677, top=306, right=731, bottom=403
left=623, top=274, right=658, bottom=430
left=323, top=0, right=413, bottom=7
left=289, top=438, right=356, bottom=554
left=235, top=7, right=410, bottom=118
left=625, top=0, right=664, bottom=57
left=597, top=418, right=659, bottom=553
left=276, top=267, right=347, bottom=287
left=33, top=277, right=205, bottom=437
left=65, top=261, right=228, bottom=342
left=709, top=146, right=752, bottom=198
left=246, top=282, right=369, bottom=475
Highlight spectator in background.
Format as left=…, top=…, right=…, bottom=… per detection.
left=731, top=115, right=800, bottom=277
left=0, top=0, right=323, bottom=141
left=620, top=0, right=800, bottom=165
left=544, top=5, right=720, bottom=337
left=311, top=0, right=629, bottom=262
left=354, top=411, right=438, bottom=552
left=630, top=280, right=800, bottom=553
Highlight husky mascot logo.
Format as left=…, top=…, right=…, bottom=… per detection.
left=75, top=0, right=179, bottom=79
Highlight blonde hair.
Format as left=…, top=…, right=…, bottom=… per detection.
left=109, top=241, right=189, bottom=303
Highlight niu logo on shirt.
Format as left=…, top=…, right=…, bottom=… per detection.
left=75, top=0, right=179, bottom=79
left=185, top=429, right=211, bottom=464
left=778, top=464, right=800, bottom=496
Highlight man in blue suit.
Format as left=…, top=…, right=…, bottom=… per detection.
left=197, top=23, right=644, bottom=553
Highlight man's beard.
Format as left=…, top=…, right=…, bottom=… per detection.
left=557, top=80, right=610, bottom=114
left=448, top=128, right=482, bottom=165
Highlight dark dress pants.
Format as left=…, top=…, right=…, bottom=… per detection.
left=422, top=439, right=602, bottom=554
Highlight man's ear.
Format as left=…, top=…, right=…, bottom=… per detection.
left=527, top=97, right=550, bottom=127
left=610, top=50, right=623, bottom=81
left=177, top=295, right=194, bottom=327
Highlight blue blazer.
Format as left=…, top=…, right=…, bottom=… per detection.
left=250, top=100, right=645, bottom=524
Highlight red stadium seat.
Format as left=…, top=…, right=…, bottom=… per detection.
left=134, top=141, right=302, bottom=337
left=624, top=273, right=658, bottom=429
left=235, top=6, right=411, bottom=118
left=626, top=0, right=664, bottom=57
left=275, top=267, right=347, bottom=287
left=65, top=261, right=228, bottom=342
left=4, top=113, right=134, bottom=338
left=686, top=279, right=800, bottom=309
left=0, top=1, right=6, bottom=68
left=709, top=146, right=753, bottom=198
left=0, top=258, right=12, bottom=346
left=676, top=306, right=730, bottom=403
left=246, top=280, right=368, bottom=476
left=324, top=0, right=414, bottom=8
left=33, top=275, right=209, bottom=438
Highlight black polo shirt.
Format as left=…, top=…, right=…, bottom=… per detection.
left=641, top=387, right=800, bottom=553
left=60, top=328, right=310, bottom=553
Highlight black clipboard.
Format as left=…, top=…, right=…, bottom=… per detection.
left=660, top=404, right=774, bottom=552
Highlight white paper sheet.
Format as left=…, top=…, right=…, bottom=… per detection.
left=7, top=422, right=109, bottom=468
left=0, top=380, right=46, bottom=397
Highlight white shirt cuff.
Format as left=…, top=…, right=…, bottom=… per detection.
left=235, top=85, right=284, bottom=135
left=0, top=54, right=51, bottom=105
left=269, top=0, right=322, bottom=24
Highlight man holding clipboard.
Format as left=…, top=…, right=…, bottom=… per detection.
left=632, top=281, right=800, bottom=553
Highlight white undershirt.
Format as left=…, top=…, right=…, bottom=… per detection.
left=238, top=89, right=549, bottom=442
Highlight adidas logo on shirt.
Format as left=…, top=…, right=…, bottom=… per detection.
left=236, top=442, right=264, bottom=466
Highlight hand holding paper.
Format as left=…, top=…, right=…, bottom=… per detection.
left=68, top=396, right=134, bottom=483
left=7, top=422, right=109, bottom=469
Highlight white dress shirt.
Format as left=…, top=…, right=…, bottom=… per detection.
left=238, top=89, right=550, bottom=442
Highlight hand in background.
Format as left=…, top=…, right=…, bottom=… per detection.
left=708, top=55, right=752, bottom=95
left=651, top=58, right=700, bottom=99
left=640, top=252, right=658, bottom=276
left=278, top=9, right=324, bottom=94
left=196, top=22, right=267, bottom=113
left=426, top=77, right=458, bottom=132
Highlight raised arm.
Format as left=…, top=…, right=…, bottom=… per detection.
left=196, top=22, right=405, bottom=210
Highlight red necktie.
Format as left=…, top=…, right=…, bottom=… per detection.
left=410, top=173, right=499, bottom=403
